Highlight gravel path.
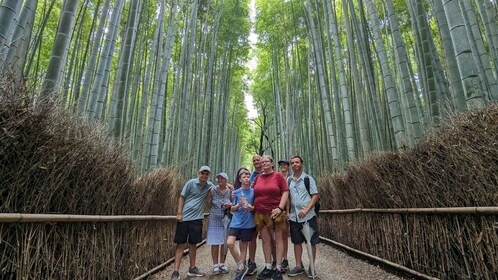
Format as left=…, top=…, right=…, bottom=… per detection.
left=150, top=238, right=405, bottom=280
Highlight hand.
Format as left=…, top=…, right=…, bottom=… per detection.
left=243, top=204, right=254, bottom=211
left=176, top=213, right=183, bottom=222
left=298, top=209, right=308, bottom=219
left=271, top=207, right=282, bottom=219
left=284, top=212, right=290, bottom=221
left=223, top=202, right=232, bottom=208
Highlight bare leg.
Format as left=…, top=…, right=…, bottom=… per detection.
left=220, top=244, right=226, bottom=264
left=260, top=226, right=273, bottom=263
left=239, top=241, right=249, bottom=264
left=282, top=224, right=289, bottom=262
left=249, top=232, right=257, bottom=263
left=211, top=245, right=219, bottom=265
left=274, top=230, right=284, bottom=266
left=174, top=243, right=185, bottom=271
left=227, top=236, right=240, bottom=263
left=188, top=244, right=197, bottom=268
left=294, top=243, right=303, bottom=267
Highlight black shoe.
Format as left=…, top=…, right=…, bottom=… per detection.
left=288, top=266, right=305, bottom=277
left=257, top=267, right=273, bottom=279
left=247, top=260, right=257, bottom=276
left=235, top=265, right=249, bottom=280
left=281, top=259, right=289, bottom=271
left=271, top=269, right=283, bottom=280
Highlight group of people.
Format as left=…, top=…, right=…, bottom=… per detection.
left=170, top=154, right=320, bottom=280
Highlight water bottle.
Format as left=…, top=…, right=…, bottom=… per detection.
left=240, top=191, right=249, bottom=207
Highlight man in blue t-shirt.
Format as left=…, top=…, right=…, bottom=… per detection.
left=170, top=166, right=213, bottom=280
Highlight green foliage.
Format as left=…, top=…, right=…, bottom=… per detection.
left=219, top=0, right=251, bottom=59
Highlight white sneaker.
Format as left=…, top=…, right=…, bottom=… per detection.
left=220, top=264, right=229, bottom=274
left=213, top=265, right=220, bottom=275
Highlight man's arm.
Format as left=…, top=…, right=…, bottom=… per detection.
left=176, top=195, right=185, bottom=222
left=298, top=193, right=319, bottom=219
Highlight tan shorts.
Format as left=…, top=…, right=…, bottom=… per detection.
left=254, top=212, right=286, bottom=232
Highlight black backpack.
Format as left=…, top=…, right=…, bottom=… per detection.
left=288, top=176, right=320, bottom=215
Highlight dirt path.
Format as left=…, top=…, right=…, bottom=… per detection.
left=150, top=238, right=405, bottom=280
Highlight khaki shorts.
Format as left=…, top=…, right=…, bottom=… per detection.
left=254, top=212, right=286, bottom=232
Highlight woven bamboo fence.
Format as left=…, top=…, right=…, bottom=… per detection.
left=0, top=87, right=187, bottom=279
left=317, top=104, right=498, bottom=279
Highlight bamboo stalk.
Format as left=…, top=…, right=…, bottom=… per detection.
left=319, top=206, right=498, bottom=214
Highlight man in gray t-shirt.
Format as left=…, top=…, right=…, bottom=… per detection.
left=171, top=166, right=213, bottom=280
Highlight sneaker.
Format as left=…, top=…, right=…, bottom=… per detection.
left=287, top=266, right=305, bottom=277
left=187, top=266, right=205, bottom=277
left=213, top=265, right=220, bottom=275
left=281, top=259, right=289, bottom=271
left=234, top=265, right=249, bottom=280
left=271, top=260, right=276, bottom=270
left=170, top=270, right=180, bottom=280
left=307, top=266, right=317, bottom=278
left=271, top=269, right=283, bottom=280
left=220, top=264, right=229, bottom=274
left=247, top=260, right=257, bottom=275
left=257, top=267, right=273, bottom=279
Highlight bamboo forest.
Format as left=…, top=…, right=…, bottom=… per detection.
left=1, top=0, right=497, bottom=279
left=1, top=0, right=498, bottom=175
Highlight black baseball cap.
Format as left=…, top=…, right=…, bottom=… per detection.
left=278, top=160, right=290, bottom=166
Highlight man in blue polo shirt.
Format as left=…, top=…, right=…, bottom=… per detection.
left=171, top=166, right=213, bottom=280
left=287, top=156, right=320, bottom=279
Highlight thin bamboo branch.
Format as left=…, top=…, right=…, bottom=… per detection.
left=319, top=207, right=498, bottom=214
left=0, top=213, right=210, bottom=223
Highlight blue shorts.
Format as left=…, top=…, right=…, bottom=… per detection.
left=174, top=219, right=203, bottom=244
left=289, top=216, right=320, bottom=245
left=228, top=227, right=256, bottom=242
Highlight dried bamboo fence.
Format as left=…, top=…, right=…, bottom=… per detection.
left=0, top=87, right=189, bottom=279
left=316, top=104, right=498, bottom=279
left=317, top=208, right=497, bottom=279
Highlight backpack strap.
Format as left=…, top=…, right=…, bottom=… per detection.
left=289, top=175, right=313, bottom=198
left=304, top=176, right=312, bottom=197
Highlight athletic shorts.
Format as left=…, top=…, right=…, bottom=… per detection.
left=174, top=219, right=203, bottom=244
left=289, top=216, right=320, bottom=245
left=254, top=211, right=286, bottom=232
left=228, top=227, right=256, bottom=242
